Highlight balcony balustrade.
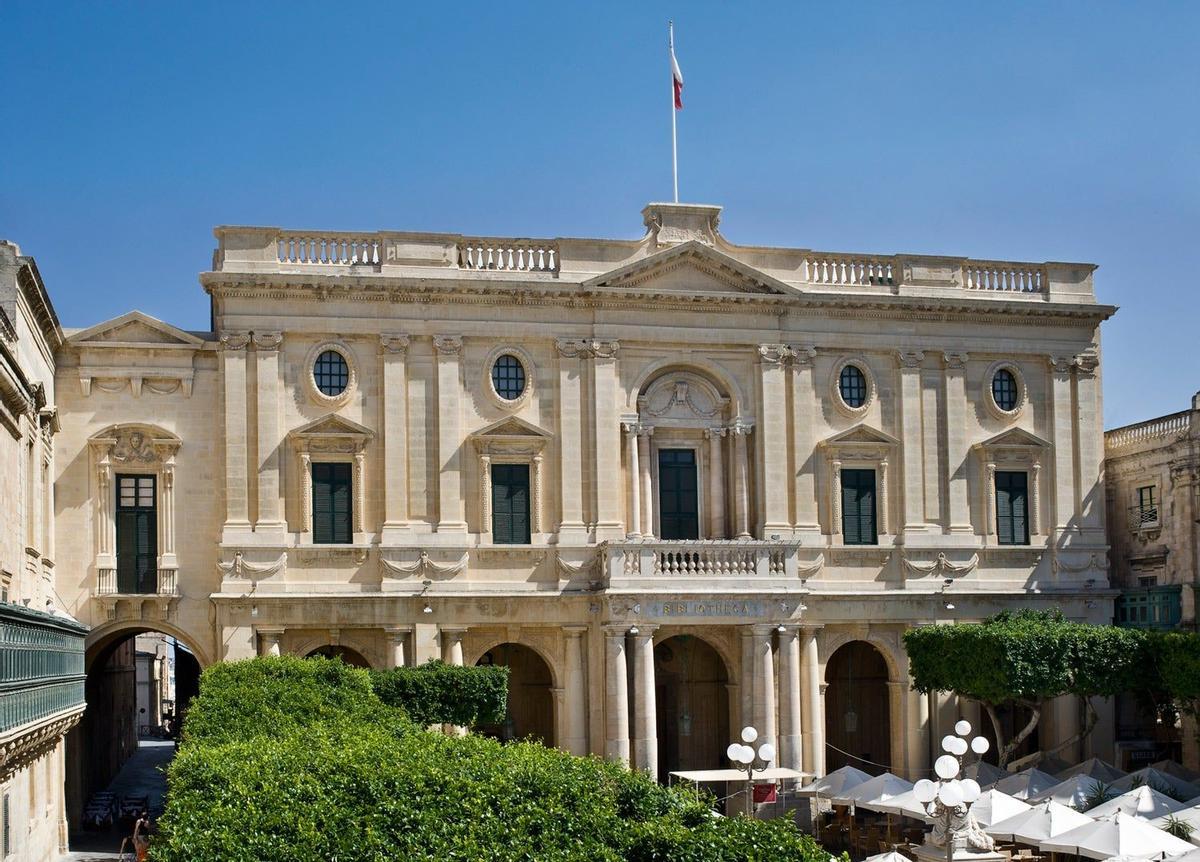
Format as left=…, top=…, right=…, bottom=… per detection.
left=0, top=603, right=87, bottom=737
left=1115, top=585, right=1182, bottom=631
left=601, top=540, right=804, bottom=591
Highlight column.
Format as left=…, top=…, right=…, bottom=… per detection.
left=791, top=345, right=820, bottom=536
left=531, top=453, right=544, bottom=533
left=555, top=339, right=588, bottom=542
left=434, top=336, right=468, bottom=532
left=221, top=332, right=251, bottom=538
left=257, top=627, right=284, bottom=657
left=637, top=426, right=654, bottom=537
left=563, top=626, right=589, bottom=756
left=831, top=460, right=843, bottom=536
left=732, top=423, right=753, bottom=538
left=752, top=625, right=777, bottom=757
left=943, top=351, right=972, bottom=534
left=380, top=334, right=411, bottom=541
left=1048, top=354, right=1076, bottom=537
left=897, top=350, right=927, bottom=536
left=479, top=454, right=492, bottom=540
left=385, top=625, right=412, bottom=668
left=777, top=625, right=803, bottom=775
left=631, top=625, right=658, bottom=779
left=800, top=627, right=825, bottom=776
left=887, top=680, right=906, bottom=778
left=1074, top=351, right=1104, bottom=539
left=906, top=682, right=931, bottom=781
left=624, top=423, right=642, bottom=538
left=441, top=626, right=466, bottom=665
left=590, top=340, right=623, bottom=538
left=604, top=625, right=630, bottom=765
left=254, top=331, right=285, bottom=534
left=758, top=344, right=792, bottom=534
left=705, top=427, right=726, bottom=538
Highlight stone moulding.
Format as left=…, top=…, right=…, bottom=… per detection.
left=1050, top=552, right=1110, bottom=575
left=900, top=552, right=980, bottom=578
left=217, top=551, right=288, bottom=579
left=0, top=706, right=86, bottom=784
left=379, top=550, right=469, bottom=580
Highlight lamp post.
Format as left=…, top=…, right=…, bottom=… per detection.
left=911, top=720, right=997, bottom=862
left=726, top=725, right=775, bottom=810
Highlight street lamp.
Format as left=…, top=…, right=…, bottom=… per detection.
left=726, top=725, right=776, bottom=806
left=911, top=720, right=994, bottom=862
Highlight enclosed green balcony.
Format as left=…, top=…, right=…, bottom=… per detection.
left=1114, top=584, right=1183, bottom=631
left=0, top=603, right=87, bottom=735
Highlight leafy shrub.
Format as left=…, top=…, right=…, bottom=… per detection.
left=370, top=659, right=508, bottom=727
left=154, top=656, right=836, bottom=862
left=1162, top=815, right=1195, bottom=841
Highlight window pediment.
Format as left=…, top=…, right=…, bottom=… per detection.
left=974, top=427, right=1049, bottom=465
left=583, top=241, right=796, bottom=297
left=288, top=414, right=373, bottom=455
left=89, top=424, right=182, bottom=463
left=470, top=416, right=551, bottom=456
left=820, top=424, right=899, bottom=461
left=638, top=372, right=730, bottom=427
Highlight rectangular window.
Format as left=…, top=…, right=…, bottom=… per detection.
left=1136, top=485, right=1158, bottom=526
left=491, top=463, right=531, bottom=544
left=995, top=470, right=1030, bottom=545
left=116, top=475, right=157, bottom=594
left=3, top=792, right=9, bottom=856
left=312, top=462, right=353, bottom=544
left=840, top=469, right=877, bottom=545
left=658, top=448, right=699, bottom=540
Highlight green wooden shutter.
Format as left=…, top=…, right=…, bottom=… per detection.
left=312, top=463, right=352, bottom=544
left=116, top=474, right=157, bottom=593
left=136, top=509, right=157, bottom=593
left=492, top=464, right=531, bottom=544
left=841, top=469, right=877, bottom=546
left=996, top=471, right=1029, bottom=545
left=116, top=510, right=138, bottom=593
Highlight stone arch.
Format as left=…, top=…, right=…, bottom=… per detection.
left=653, top=633, right=731, bottom=783
left=290, top=632, right=380, bottom=669
left=474, top=642, right=555, bottom=745
left=823, top=640, right=893, bottom=775
left=820, top=628, right=906, bottom=685
left=84, top=619, right=210, bottom=671
left=628, top=357, right=745, bottom=419
left=305, top=644, right=371, bottom=668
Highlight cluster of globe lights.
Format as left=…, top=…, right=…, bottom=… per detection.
left=912, top=720, right=991, bottom=812
left=725, top=726, right=775, bottom=771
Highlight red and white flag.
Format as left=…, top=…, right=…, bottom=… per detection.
left=670, top=28, right=684, bottom=109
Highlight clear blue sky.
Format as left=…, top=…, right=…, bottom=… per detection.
left=1, top=2, right=1196, bottom=428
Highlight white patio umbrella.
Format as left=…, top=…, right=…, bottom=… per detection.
left=963, top=760, right=1009, bottom=788
left=1109, top=768, right=1200, bottom=802
left=1040, top=811, right=1195, bottom=860
left=798, top=765, right=873, bottom=798
left=969, top=789, right=1032, bottom=828
left=987, top=798, right=1094, bottom=844
left=837, top=772, right=914, bottom=809
left=1163, top=848, right=1200, bottom=862
left=876, top=787, right=934, bottom=821
left=1058, top=757, right=1128, bottom=784
left=1033, top=774, right=1112, bottom=809
left=1149, top=759, right=1200, bottom=785
left=1086, top=786, right=1187, bottom=821
left=995, top=767, right=1060, bottom=800
left=864, top=852, right=913, bottom=862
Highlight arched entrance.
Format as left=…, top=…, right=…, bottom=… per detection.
left=66, top=626, right=203, bottom=850
left=655, top=635, right=730, bottom=780
left=475, top=643, right=554, bottom=744
left=825, top=641, right=891, bottom=775
left=305, top=645, right=370, bottom=668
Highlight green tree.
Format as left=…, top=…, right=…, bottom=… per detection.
left=904, top=610, right=1148, bottom=767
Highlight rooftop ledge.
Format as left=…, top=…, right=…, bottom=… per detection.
left=207, top=202, right=1099, bottom=304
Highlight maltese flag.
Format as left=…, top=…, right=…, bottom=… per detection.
left=670, top=31, right=684, bottom=109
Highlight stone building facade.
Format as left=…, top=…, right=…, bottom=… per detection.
left=1104, top=395, right=1200, bottom=766
left=53, top=203, right=1115, bottom=790
left=0, top=241, right=87, bottom=861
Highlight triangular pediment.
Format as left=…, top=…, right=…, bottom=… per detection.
left=70, top=311, right=205, bottom=347
left=977, top=427, right=1050, bottom=450
left=289, top=414, right=374, bottom=439
left=583, top=241, right=796, bottom=297
left=472, top=416, right=552, bottom=439
left=823, top=424, right=900, bottom=447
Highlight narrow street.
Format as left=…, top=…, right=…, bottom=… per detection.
left=64, top=739, right=174, bottom=861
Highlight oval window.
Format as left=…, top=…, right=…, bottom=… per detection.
left=992, top=368, right=1019, bottom=412
left=314, top=350, right=349, bottom=397
left=838, top=364, right=867, bottom=409
left=491, top=354, right=526, bottom=401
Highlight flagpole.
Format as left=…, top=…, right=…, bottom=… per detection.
left=669, top=20, right=678, bottom=203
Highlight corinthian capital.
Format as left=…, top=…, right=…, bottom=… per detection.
left=792, top=344, right=817, bottom=366
left=897, top=350, right=925, bottom=369
left=757, top=343, right=793, bottom=365
left=586, top=340, right=619, bottom=360
left=555, top=338, right=588, bottom=358
left=433, top=335, right=463, bottom=355
left=1074, top=350, right=1099, bottom=377
left=252, top=331, right=283, bottom=351
left=942, top=351, right=968, bottom=370
left=379, top=333, right=410, bottom=355
left=220, top=331, right=250, bottom=351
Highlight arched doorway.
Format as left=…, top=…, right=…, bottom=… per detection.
left=305, top=645, right=370, bottom=668
left=825, top=641, right=891, bottom=775
left=66, top=626, right=203, bottom=850
left=475, top=643, right=554, bottom=744
left=655, top=635, right=730, bottom=781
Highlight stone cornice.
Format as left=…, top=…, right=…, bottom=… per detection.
left=0, top=704, right=85, bottom=783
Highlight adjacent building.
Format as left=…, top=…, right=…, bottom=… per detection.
left=0, top=242, right=87, bottom=861
left=1105, top=395, right=1200, bottom=767
left=53, top=202, right=1115, bottom=803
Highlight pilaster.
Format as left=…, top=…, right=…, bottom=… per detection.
left=943, top=351, right=972, bottom=536
left=555, top=339, right=588, bottom=542
left=253, top=331, right=285, bottom=538
left=757, top=344, right=792, bottom=535
left=790, top=345, right=820, bottom=537
left=1049, top=354, right=1077, bottom=537
left=590, top=341, right=623, bottom=539
left=897, top=350, right=928, bottom=537
left=1074, top=350, right=1104, bottom=540
left=221, top=332, right=252, bottom=541
left=434, top=336, right=468, bottom=532
left=380, top=334, right=412, bottom=542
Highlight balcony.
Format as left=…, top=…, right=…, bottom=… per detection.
left=600, top=540, right=808, bottom=592
left=0, top=603, right=87, bottom=777
left=94, top=566, right=179, bottom=620
left=1115, top=585, right=1182, bottom=630
left=1128, top=504, right=1162, bottom=534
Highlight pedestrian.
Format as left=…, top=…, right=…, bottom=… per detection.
left=132, top=810, right=152, bottom=861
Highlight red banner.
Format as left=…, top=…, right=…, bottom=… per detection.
left=752, top=783, right=777, bottom=804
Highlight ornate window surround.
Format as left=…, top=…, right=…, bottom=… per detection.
left=973, top=428, right=1049, bottom=543
left=470, top=416, right=552, bottom=542
left=481, top=344, right=536, bottom=411
left=88, top=424, right=182, bottom=602
left=819, top=424, right=898, bottom=542
left=288, top=414, right=373, bottom=541
left=983, top=359, right=1027, bottom=421
left=304, top=341, right=358, bottom=408
left=830, top=356, right=877, bottom=419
